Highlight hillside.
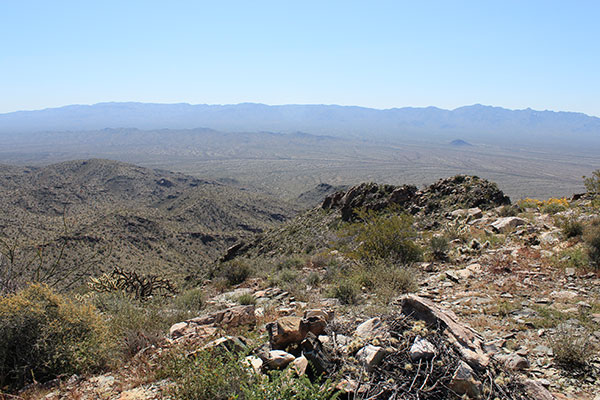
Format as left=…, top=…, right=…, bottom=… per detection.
left=6, top=173, right=599, bottom=400
left=0, top=159, right=297, bottom=290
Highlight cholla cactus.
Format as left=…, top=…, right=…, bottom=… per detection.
left=87, top=267, right=177, bottom=300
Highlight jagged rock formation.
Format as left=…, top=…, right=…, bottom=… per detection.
left=322, top=175, right=511, bottom=221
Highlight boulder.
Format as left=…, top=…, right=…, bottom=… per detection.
left=490, top=217, right=527, bottom=233
left=300, top=315, right=328, bottom=337
left=356, top=344, right=388, bottom=372
left=355, top=317, right=386, bottom=340
left=301, top=332, right=334, bottom=375
left=267, top=316, right=305, bottom=349
left=201, top=336, right=247, bottom=354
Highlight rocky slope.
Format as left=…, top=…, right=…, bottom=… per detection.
left=10, top=175, right=600, bottom=399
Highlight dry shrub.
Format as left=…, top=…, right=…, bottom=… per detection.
left=0, top=284, right=112, bottom=390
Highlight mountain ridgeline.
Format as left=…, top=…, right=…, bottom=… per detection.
left=2, top=102, right=600, bottom=146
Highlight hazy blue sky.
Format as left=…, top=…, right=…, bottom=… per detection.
left=1, top=1, right=599, bottom=115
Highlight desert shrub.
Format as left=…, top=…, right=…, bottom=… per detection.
left=175, top=287, right=204, bottom=312
left=583, top=170, right=600, bottom=196
left=584, top=219, right=600, bottom=270
left=555, top=247, right=589, bottom=270
left=330, top=281, right=359, bottom=305
left=276, top=256, right=305, bottom=270
left=443, top=219, right=469, bottom=242
left=339, top=209, right=422, bottom=263
left=560, top=218, right=584, bottom=239
left=92, top=292, right=187, bottom=359
left=360, top=262, right=416, bottom=304
left=216, top=260, right=253, bottom=286
left=158, top=347, right=338, bottom=400
left=429, top=236, right=449, bottom=260
left=158, top=348, right=249, bottom=400
left=550, top=327, right=593, bottom=371
left=540, top=198, right=569, bottom=214
left=517, top=198, right=540, bottom=211
left=237, top=293, right=256, bottom=305
left=498, top=204, right=518, bottom=217
left=0, top=284, right=112, bottom=390
left=306, top=271, right=321, bottom=286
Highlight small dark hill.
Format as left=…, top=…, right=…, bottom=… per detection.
left=449, top=139, right=473, bottom=147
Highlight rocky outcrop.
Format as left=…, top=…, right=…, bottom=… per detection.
left=322, top=175, right=510, bottom=221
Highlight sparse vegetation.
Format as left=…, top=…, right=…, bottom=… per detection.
left=339, top=209, right=422, bottom=264
left=584, top=218, right=600, bottom=269
left=429, top=236, right=449, bottom=261
left=550, top=327, right=594, bottom=371
left=238, top=293, right=257, bottom=305
left=0, top=284, right=112, bottom=390
left=583, top=169, right=600, bottom=196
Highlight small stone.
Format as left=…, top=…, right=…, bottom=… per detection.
left=449, top=361, right=482, bottom=399
left=356, top=344, right=387, bottom=372
left=169, top=322, right=188, bottom=339
left=565, top=268, right=576, bottom=277
left=292, top=355, right=309, bottom=375
left=201, top=336, right=247, bottom=354
left=244, top=356, right=263, bottom=374
left=265, top=350, right=295, bottom=369
left=409, top=337, right=437, bottom=361
left=497, top=353, right=530, bottom=370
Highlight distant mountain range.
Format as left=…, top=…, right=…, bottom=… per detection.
left=1, top=102, right=599, bottom=146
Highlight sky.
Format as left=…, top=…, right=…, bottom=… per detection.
left=1, top=1, right=599, bottom=116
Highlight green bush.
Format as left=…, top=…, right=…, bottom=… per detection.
left=175, top=287, right=205, bottom=312
left=340, top=210, right=422, bottom=263
left=330, top=281, right=360, bottom=305
left=0, top=284, right=112, bottom=390
left=584, top=219, right=600, bottom=270
left=583, top=170, right=600, bottom=196
left=560, top=218, right=584, bottom=239
left=158, top=347, right=339, bottom=400
left=237, top=293, right=257, bottom=305
left=158, top=348, right=249, bottom=400
left=217, top=260, right=253, bottom=286
left=429, top=236, right=449, bottom=260
left=306, top=271, right=321, bottom=286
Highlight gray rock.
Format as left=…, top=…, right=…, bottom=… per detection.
left=449, top=360, right=482, bottom=399
left=409, top=337, right=437, bottom=361
left=490, top=217, right=527, bottom=233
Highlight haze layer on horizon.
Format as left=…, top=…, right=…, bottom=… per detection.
left=2, top=1, right=599, bottom=116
